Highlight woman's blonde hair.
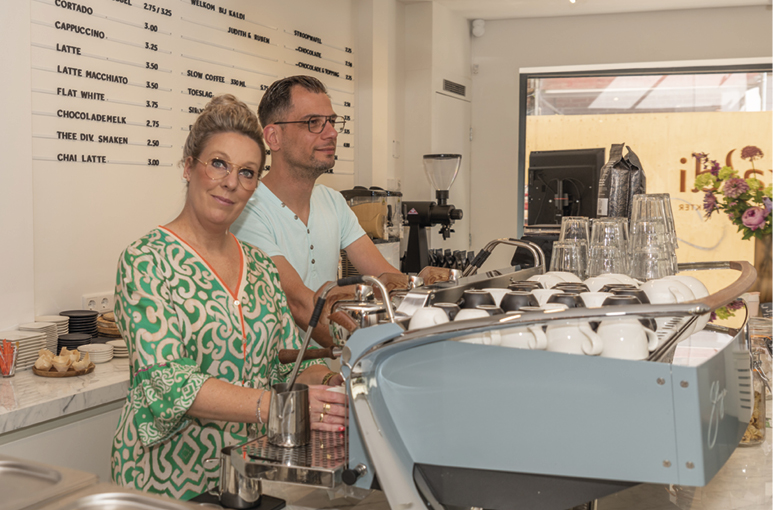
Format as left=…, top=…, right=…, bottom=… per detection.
left=181, top=94, right=266, bottom=174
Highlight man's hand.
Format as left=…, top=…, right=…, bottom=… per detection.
left=311, top=282, right=357, bottom=348
left=418, top=266, right=453, bottom=285
left=372, top=272, right=410, bottom=299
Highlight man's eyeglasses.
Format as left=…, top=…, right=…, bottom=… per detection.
left=194, top=157, right=260, bottom=191
left=273, top=115, right=346, bottom=134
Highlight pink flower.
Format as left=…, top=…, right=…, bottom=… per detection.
left=742, top=207, right=766, bottom=231
left=741, top=146, right=764, bottom=161
left=723, top=178, right=749, bottom=198
left=703, top=192, right=718, bottom=219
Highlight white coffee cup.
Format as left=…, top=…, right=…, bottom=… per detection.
left=598, top=318, right=659, bottom=360
left=584, top=275, right=625, bottom=292
left=545, top=320, right=603, bottom=355
left=579, top=291, right=614, bottom=308
left=541, top=303, right=569, bottom=312
left=532, top=289, right=564, bottom=306
left=409, top=307, right=450, bottom=329
left=500, top=325, right=547, bottom=349
left=604, top=274, right=640, bottom=287
left=528, top=273, right=564, bottom=289
left=664, top=275, right=710, bottom=333
left=546, top=271, right=583, bottom=283
left=641, top=278, right=696, bottom=334
left=483, top=288, right=509, bottom=307
left=454, top=308, right=490, bottom=321
left=458, top=330, right=502, bottom=346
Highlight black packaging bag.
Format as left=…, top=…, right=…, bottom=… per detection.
left=596, top=143, right=646, bottom=218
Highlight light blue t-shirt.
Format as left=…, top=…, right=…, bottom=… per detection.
left=232, top=183, right=365, bottom=293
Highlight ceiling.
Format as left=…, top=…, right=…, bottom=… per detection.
left=402, top=0, right=770, bottom=20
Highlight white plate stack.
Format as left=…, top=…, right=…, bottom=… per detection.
left=19, top=322, right=58, bottom=353
left=106, top=339, right=128, bottom=358
left=79, top=344, right=114, bottom=364
left=36, top=315, right=69, bottom=338
left=0, top=330, right=47, bottom=371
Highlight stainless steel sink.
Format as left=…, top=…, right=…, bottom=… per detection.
left=58, top=493, right=202, bottom=510
left=0, top=455, right=97, bottom=510
left=38, top=483, right=215, bottom=510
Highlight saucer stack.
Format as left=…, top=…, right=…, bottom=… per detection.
left=79, top=343, right=114, bottom=364
left=36, top=315, right=69, bottom=339
left=106, top=339, right=128, bottom=358
left=97, top=312, right=122, bottom=339
left=57, top=333, right=92, bottom=354
left=19, top=322, right=58, bottom=352
left=60, top=310, right=98, bottom=339
left=0, top=330, right=47, bottom=371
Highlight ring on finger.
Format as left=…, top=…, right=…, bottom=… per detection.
left=319, top=412, right=325, bottom=422
left=323, top=403, right=331, bottom=413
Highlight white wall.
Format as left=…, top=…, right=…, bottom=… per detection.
left=0, top=2, right=35, bottom=331
left=352, top=0, right=405, bottom=190
left=0, top=0, right=406, bottom=331
left=470, top=6, right=773, bottom=270
left=403, top=2, right=472, bottom=253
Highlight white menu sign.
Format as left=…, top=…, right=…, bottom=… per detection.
left=30, top=0, right=356, bottom=174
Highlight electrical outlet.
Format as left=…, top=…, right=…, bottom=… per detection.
left=82, top=292, right=115, bottom=314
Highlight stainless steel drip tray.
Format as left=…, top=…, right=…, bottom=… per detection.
left=0, top=454, right=97, bottom=510
left=230, top=431, right=347, bottom=489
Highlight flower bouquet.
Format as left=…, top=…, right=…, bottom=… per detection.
left=693, top=146, right=772, bottom=240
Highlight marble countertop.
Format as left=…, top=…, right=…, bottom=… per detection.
left=0, top=359, right=130, bottom=434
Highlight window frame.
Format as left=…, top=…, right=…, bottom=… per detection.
left=516, top=58, right=773, bottom=237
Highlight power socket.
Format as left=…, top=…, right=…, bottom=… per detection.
left=82, top=292, right=115, bottom=314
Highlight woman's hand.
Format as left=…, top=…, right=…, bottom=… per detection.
left=308, top=384, right=348, bottom=432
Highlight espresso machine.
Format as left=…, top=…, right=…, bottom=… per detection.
left=401, top=154, right=464, bottom=274
left=220, top=258, right=756, bottom=510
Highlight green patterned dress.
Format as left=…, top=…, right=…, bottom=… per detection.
left=111, top=227, right=320, bottom=500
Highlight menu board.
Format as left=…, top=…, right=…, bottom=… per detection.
left=29, top=0, right=356, bottom=175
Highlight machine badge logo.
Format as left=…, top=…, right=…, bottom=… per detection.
left=707, top=380, right=727, bottom=450
left=407, top=208, right=418, bottom=215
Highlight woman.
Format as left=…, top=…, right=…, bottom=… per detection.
left=111, top=95, right=346, bottom=500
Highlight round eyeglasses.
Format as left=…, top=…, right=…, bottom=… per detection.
left=273, top=115, right=346, bottom=134
left=194, top=157, right=260, bottom=191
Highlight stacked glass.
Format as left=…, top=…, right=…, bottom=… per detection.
left=628, top=194, right=678, bottom=280
left=587, top=218, right=629, bottom=277
left=555, top=217, right=590, bottom=278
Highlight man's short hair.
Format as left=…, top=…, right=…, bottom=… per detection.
left=258, top=75, right=328, bottom=127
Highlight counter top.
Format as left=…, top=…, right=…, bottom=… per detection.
left=0, top=359, right=129, bottom=434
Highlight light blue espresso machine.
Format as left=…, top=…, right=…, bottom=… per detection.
left=229, top=259, right=757, bottom=510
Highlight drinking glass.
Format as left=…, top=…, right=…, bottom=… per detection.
left=559, top=217, right=590, bottom=243
left=630, top=219, right=676, bottom=276
left=588, top=218, right=629, bottom=276
left=631, top=194, right=678, bottom=273
left=550, top=241, right=585, bottom=278
left=587, top=245, right=628, bottom=277
left=559, top=217, right=590, bottom=278
left=630, top=246, right=671, bottom=281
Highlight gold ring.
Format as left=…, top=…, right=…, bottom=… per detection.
left=323, top=403, right=331, bottom=412
left=319, top=412, right=325, bottom=422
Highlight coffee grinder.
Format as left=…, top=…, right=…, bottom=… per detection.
left=401, top=154, right=463, bottom=273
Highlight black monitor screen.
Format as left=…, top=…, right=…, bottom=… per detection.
left=527, top=148, right=605, bottom=225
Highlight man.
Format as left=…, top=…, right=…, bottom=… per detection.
left=231, top=76, right=401, bottom=345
